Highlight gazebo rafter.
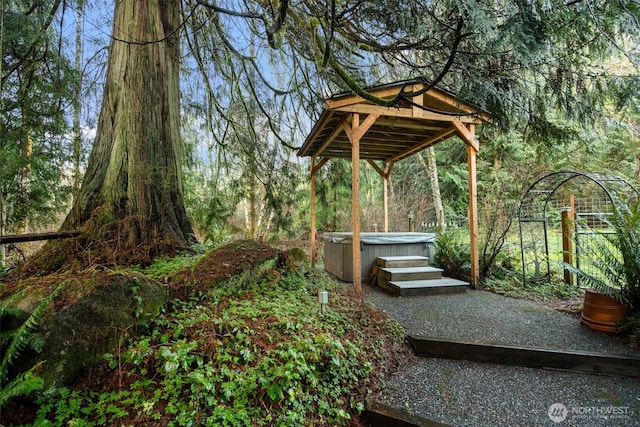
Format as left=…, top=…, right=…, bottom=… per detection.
left=298, top=78, right=490, bottom=292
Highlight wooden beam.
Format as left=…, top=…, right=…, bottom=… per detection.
left=333, top=104, right=480, bottom=123
left=0, top=230, right=81, bottom=244
left=375, top=116, right=443, bottom=131
left=299, top=110, right=335, bottom=157
left=325, top=83, right=486, bottom=120
left=424, top=88, right=479, bottom=115
left=353, top=113, right=380, bottom=141
left=310, top=156, right=330, bottom=268
left=412, top=84, right=424, bottom=119
left=325, top=87, right=403, bottom=109
left=467, top=136, right=480, bottom=289
left=387, top=125, right=457, bottom=163
left=366, top=159, right=384, bottom=177
left=366, top=159, right=393, bottom=233
left=453, top=120, right=480, bottom=152
left=311, top=156, right=329, bottom=177
left=314, top=121, right=345, bottom=158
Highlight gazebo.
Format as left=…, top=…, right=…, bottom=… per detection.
left=297, top=79, right=489, bottom=290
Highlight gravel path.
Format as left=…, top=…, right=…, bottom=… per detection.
left=365, top=288, right=639, bottom=357
left=364, top=288, right=640, bottom=426
left=376, top=358, right=640, bottom=426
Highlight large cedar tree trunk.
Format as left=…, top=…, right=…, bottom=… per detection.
left=28, top=0, right=195, bottom=272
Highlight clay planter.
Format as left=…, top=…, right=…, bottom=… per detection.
left=581, top=288, right=627, bottom=333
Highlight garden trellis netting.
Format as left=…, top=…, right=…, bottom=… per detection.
left=518, top=171, right=638, bottom=288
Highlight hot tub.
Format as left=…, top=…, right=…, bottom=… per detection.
left=323, top=232, right=436, bottom=282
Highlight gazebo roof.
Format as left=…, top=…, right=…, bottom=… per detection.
left=297, top=78, right=488, bottom=162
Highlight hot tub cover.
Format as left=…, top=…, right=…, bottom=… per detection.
left=323, top=232, right=436, bottom=245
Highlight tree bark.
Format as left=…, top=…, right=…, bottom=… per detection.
left=29, top=0, right=195, bottom=271
left=72, top=1, right=83, bottom=201
left=419, top=147, right=446, bottom=231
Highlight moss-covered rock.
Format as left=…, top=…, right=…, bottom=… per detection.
left=278, top=247, right=309, bottom=274
left=3, top=272, right=167, bottom=393
left=168, top=240, right=281, bottom=299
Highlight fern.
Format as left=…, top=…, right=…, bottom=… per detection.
left=0, top=283, right=64, bottom=408
left=434, top=228, right=471, bottom=282
left=563, top=202, right=640, bottom=309
left=0, top=365, right=45, bottom=408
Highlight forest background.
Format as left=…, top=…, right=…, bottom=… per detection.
left=1, top=0, right=639, bottom=281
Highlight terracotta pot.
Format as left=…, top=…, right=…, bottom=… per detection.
left=581, top=289, right=627, bottom=333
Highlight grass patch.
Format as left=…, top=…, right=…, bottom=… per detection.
left=131, top=244, right=210, bottom=280
left=483, top=275, right=584, bottom=304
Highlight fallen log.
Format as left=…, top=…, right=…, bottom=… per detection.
left=0, top=231, right=81, bottom=244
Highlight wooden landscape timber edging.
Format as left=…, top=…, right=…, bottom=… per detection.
left=0, top=231, right=81, bottom=244
left=407, top=335, right=640, bottom=378
left=362, top=401, right=451, bottom=427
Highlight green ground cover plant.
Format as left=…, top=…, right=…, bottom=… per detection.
left=483, top=275, right=583, bottom=305
left=28, top=259, right=406, bottom=426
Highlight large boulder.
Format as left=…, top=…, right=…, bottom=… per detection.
left=2, top=272, right=167, bottom=393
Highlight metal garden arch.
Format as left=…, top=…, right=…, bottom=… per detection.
left=518, top=171, right=638, bottom=287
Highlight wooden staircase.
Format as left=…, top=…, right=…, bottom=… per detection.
left=372, top=256, right=469, bottom=297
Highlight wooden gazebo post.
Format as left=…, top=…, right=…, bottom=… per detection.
left=382, top=162, right=393, bottom=232
left=349, top=115, right=362, bottom=292
left=343, top=113, right=379, bottom=292
left=453, top=121, right=480, bottom=289
left=468, top=144, right=480, bottom=288
left=366, top=160, right=394, bottom=232
left=309, top=156, right=328, bottom=269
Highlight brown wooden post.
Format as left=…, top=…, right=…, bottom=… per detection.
left=562, top=195, right=575, bottom=285
left=310, top=160, right=317, bottom=268
left=366, top=159, right=391, bottom=234
left=453, top=121, right=481, bottom=289
left=349, top=114, right=362, bottom=293
left=344, top=114, right=378, bottom=293
left=309, top=157, right=328, bottom=269
left=383, top=162, right=393, bottom=232
left=468, top=143, right=480, bottom=289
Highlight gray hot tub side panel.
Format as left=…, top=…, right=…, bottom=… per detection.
left=323, top=233, right=436, bottom=282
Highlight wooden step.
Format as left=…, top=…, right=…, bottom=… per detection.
left=377, top=266, right=443, bottom=284
left=376, top=255, right=429, bottom=268
left=381, top=277, right=469, bottom=297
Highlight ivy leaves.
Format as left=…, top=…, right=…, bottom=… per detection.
left=34, top=270, right=403, bottom=426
